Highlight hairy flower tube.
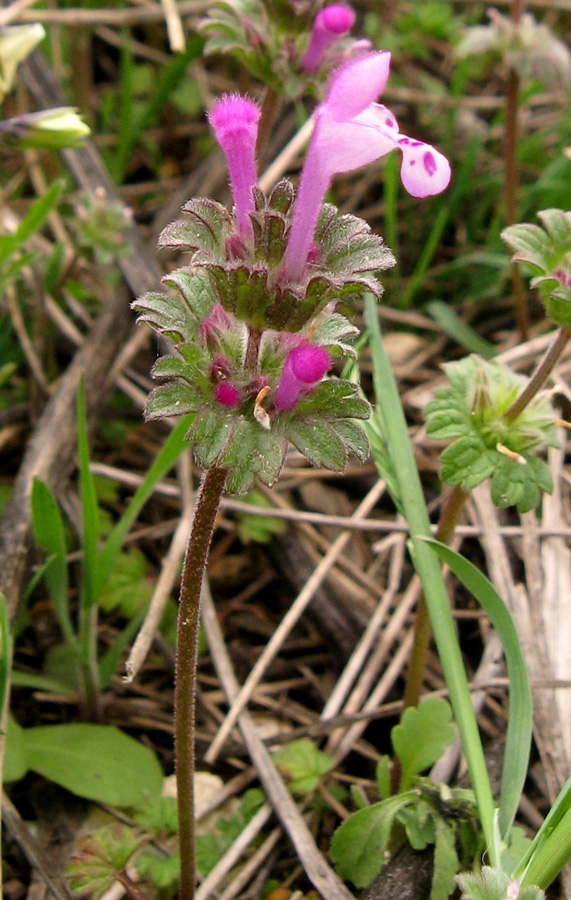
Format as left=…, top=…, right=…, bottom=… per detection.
left=283, top=51, right=452, bottom=281
left=302, top=4, right=356, bottom=72
left=209, top=95, right=261, bottom=236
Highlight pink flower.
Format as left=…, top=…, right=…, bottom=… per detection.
left=274, top=344, right=331, bottom=411
left=283, top=52, right=451, bottom=281
left=209, top=95, right=261, bottom=236
left=302, top=4, right=356, bottom=72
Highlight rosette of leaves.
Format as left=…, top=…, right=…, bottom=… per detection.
left=502, top=209, right=571, bottom=329
left=199, top=0, right=328, bottom=97
left=425, top=355, right=559, bottom=512
left=158, top=180, right=393, bottom=333
left=132, top=268, right=370, bottom=496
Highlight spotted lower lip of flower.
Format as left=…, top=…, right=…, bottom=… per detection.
left=302, top=4, right=356, bottom=72
left=208, top=94, right=261, bottom=237
left=283, top=51, right=451, bottom=282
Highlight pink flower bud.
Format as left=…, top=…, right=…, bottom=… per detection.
left=274, top=345, right=331, bottom=411
left=199, top=303, right=234, bottom=347
left=302, top=5, right=356, bottom=72
left=214, top=382, right=241, bottom=408
left=209, top=95, right=261, bottom=235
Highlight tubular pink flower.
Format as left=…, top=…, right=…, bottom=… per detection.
left=283, top=52, right=451, bottom=281
left=274, top=344, right=331, bottom=411
left=302, top=4, right=356, bottom=72
left=209, top=95, right=261, bottom=235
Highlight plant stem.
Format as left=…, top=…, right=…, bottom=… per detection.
left=175, top=465, right=227, bottom=900
left=256, top=88, right=282, bottom=161
left=504, top=0, right=528, bottom=340
left=504, top=326, right=571, bottom=423
left=245, top=327, right=262, bottom=371
left=365, top=296, right=497, bottom=861
left=402, top=485, right=469, bottom=712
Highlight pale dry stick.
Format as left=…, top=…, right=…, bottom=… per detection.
left=321, top=535, right=406, bottom=721
left=97, top=24, right=171, bottom=65
left=258, top=116, right=314, bottom=193
left=471, top=484, right=570, bottom=801
left=1, top=794, right=68, bottom=900
left=257, top=480, right=384, bottom=599
left=14, top=1, right=207, bottom=25
left=200, top=582, right=356, bottom=900
left=195, top=769, right=256, bottom=824
left=496, top=330, right=571, bottom=369
left=216, top=825, right=283, bottom=900
left=204, top=478, right=386, bottom=766
left=6, top=285, right=52, bottom=396
left=1, top=197, right=151, bottom=410
left=325, top=577, right=421, bottom=756
left=302, top=526, right=383, bottom=607
left=88, top=462, right=571, bottom=540
left=195, top=804, right=273, bottom=900
left=521, top=499, right=571, bottom=768
left=333, top=630, right=415, bottom=762
left=0, top=0, right=37, bottom=25
left=160, top=0, right=185, bottom=53
left=125, top=451, right=194, bottom=681
left=43, top=295, right=150, bottom=409
left=539, top=440, right=571, bottom=761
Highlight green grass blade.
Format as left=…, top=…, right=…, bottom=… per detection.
left=427, top=300, right=496, bottom=359
left=112, top=35, right=203, bottom=183
left=111, top=30, right=136, bottom=184
left=15, top=181, right=63, bottom=244
left=423, top=538, right=532, bottom=842
left=93, top=416, right=191, bottom=600
left=77, top=381, right=100, bottom=611
left=365, top=295, right=496, bottom=861
left=97, top=609, right=145, bottom=690
left=0, top=182, right=62, bottom=266
left=518, top=777, right=571, bottom=888
left=31, top=479, right=76, bottom=647
left=10, top=670, right=77, bottom=699
left=400, top=204, right=449, bottom=309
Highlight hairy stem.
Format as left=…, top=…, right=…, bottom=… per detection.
left=504, top=326, right=571, bottom=423
left=245, top=327, right=262, bottom=371
left=176, top=465, right=227, bottom=900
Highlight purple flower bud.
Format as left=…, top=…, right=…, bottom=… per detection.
left=199, top=303, right=234, bottom=348
left=274, top=344, right=331, bottom=411
left=283, top=52, right=451, bottom=281
left=302, top=4, right=356, bottom=72
left=209, top=95, right=261, bottom=235
left=214, top=382, right=241, bottom=408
